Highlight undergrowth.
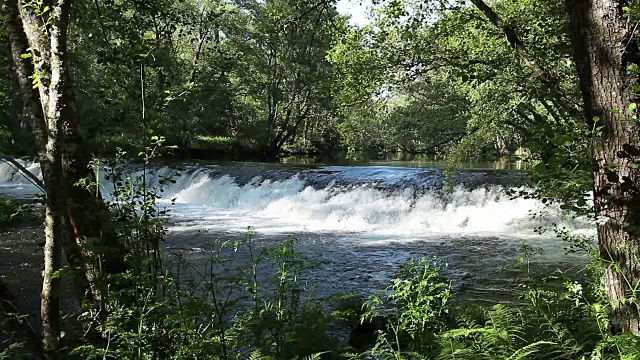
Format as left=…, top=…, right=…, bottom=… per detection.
left=345, top=247, right=640, bottom=360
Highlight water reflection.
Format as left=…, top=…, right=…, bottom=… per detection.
left=281, top=152, right=528, bottom=170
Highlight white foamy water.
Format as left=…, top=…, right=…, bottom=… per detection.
left=0, top=161, right=595, bottom=240
left=160, top=173, right=592, bottom=238
left=0, top=161, right=598, bottom=300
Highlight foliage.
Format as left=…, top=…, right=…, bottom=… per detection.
left=0, top=0, right=600, bottom=164
left=0, top=198, right=34, bottom=228
left=328, top=0, right=591, bottom=174
left=48, top=0, right=347, bottom=159
left=189, top=136, right=254, bottom=158
left=1, top=0, right=596, bottom=163
left=348, top=249, right=640, bottom=360
left=0, top=341, right=27, bottom=360
left=73, top=236, right=342, bottom=359
left=359, top=258, right=452, bottom=357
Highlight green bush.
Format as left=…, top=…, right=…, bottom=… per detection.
left=358, top=258, right=453, bottom=358
left=73, top=237, right=343, bottom=360
left=350, top=252, right=640, bottom=360
left=0, top=198, right=34, bottom=228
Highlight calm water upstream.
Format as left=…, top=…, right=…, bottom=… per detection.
left=0, top=159, right=595, bottom=302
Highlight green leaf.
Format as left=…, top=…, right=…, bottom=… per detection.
left=553, top=135, right=573, bottom=147
left=533, top=162, right=546, bottom=173
left=627, top=103, right=637, bottom=115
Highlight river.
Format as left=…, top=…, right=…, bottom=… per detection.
left=0, top=159, right=595, bottom=303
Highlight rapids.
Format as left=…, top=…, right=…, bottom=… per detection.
left=0, top=160, right=596, bottom=301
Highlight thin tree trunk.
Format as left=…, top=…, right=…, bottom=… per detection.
left=40, top=0, right=72, bottom=356
left=189, top=7, right=209, bottom=83
left=4, top=6, right=65, bottom=351
left=3, top=3, right=64, bottom=352
left=41, top=155, right=63, bottom=360
left=566, top=0, right=640, bottom=334
left=4, top=0, right=82, bottom=283
left=2, top=0, right=47, bottom=150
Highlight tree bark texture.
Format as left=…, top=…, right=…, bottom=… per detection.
left=3, top=0, right=63, bottom=355
left=4, top=0, right=124, bottom=305
left=41, top=156, right=63, bottom=359
left=566, top=0, right=640, bottom=334
left=15, top=0, right=123, bottom=275
left=32, top=0, right=71, bottom=356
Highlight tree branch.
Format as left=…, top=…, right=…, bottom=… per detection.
left=469, top=0, right=582, bottom=120
left=0, top=156, right=45, bottom=192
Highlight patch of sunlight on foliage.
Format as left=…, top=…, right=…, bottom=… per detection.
left=190, top=136, right=250, bottom=152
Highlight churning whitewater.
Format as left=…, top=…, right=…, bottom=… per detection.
left=167, top=174, right=553, bottom=235
left=0, top=160, right=593, bottom=238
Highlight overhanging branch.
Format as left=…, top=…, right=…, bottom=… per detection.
left=468, top=0, right=582, bottom=120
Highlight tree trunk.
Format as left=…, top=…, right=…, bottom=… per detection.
left=58, top=65, right=125, bottom=277
left=566, top=0, right=640, bottom=334
left=4, top=0, right=124, bottom=305
left=41, top=143, right=63, bottom=360
left=494, top=136, right=509, bottom=158
left=37, top=0, right=72, bottom=356
left=3, top=1, right=64, bottom=353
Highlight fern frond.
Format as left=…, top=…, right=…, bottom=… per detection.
left=300, top=351, right=329, bottom=360
left=506, top=341, right=555, bottom=360
left=248, top=350, right=265, bottom=360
